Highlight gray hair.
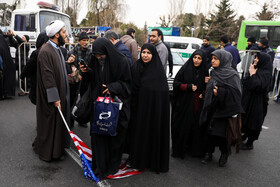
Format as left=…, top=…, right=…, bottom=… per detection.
left=104, top=30, right=119, bottom=40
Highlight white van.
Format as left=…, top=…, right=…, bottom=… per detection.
left=10, top=1, right=73, bottom=57
left=164, top=36, right=203, bottom=61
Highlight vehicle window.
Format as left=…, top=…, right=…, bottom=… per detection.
left=172, top=52, right=185, bottom=65
left=271, top=27, right=280, bottom=49
left=192, top=43, right=200, bottom=49
left=165, top=42, right=188, bottom=49
left=14, top=14, right=36, bottom=31
left=245, top=25, right=269, bottom=41
left=40, top=11, right=72, bottom=37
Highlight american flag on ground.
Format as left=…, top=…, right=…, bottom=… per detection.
left=106, top=161, right=144, bottom=179
left=69, top=131, right=99, bottom=182
left=70, top=130, right=143, bottom=180
left=58, top=103, right=143, bottom=181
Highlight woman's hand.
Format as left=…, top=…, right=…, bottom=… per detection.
left=205, top=76, right=211, bottom=83
left=67, top=54, right=75, bottom=64
left=102, top=84, right=110, bottom=95
left=213, top=86, right=218, bottom=96
left=249, top=64, right=257, bottom=76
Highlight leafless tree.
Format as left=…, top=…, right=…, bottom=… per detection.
left=158, top=0, right=186, bottom=27
left=87, top=0, right=125, bottom=28
left=248, top=0, right=280, bottom=18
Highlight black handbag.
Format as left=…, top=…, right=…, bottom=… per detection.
left=71, top=84, right=93, bottom=124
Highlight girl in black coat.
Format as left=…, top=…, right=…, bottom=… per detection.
left=241, top=52, right=273, bottom=150
left=171, top=49, right=208, bottom=159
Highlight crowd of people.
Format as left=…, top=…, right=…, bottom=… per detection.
left=0, top=19, right=276, bottom=180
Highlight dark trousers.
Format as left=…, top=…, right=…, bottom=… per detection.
left=206, top=135, right=228, bottom=154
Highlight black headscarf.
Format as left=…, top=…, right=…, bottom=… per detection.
left=91, top=38, right=129, bottom=82
left=254, top=52, right=273, bottom=92
left=36, top=31, right=49, bottom=49
left=132, top=43, right=168, bottom=92
left=173, top=49, right=208, bottom=96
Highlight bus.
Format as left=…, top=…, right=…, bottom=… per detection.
left=237, top=20, right=280, bottom=51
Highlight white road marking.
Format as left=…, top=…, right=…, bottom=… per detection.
left=262, top=126, right=269, bottom=130
left=64, top=148, right=82, bottom=167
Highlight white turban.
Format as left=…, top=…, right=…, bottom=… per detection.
left=46, top=20, right=65, bottom=37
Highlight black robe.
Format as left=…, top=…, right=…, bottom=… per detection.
left=171, top=49, right=208, bottom=158
left=34, top=41, right=70, bottom=161
left=242, top=52, right=272, bottom=139
left=83, top=38, right=132, bottom=179
left=0, top=34, right=16, bottom=98
left=128, top=43, right=170, bottom=173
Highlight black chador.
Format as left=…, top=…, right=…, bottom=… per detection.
left=171, top=49, right=208, bottom=158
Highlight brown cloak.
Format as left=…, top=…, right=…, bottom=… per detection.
left=35, top=42, right=70, bottom=161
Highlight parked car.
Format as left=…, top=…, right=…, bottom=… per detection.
left=167, top=51, right=186, bottom=92
left=164, top=36, right=202, bottom=61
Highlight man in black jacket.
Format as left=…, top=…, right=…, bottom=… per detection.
left=67, top=32, right=92, bottom=128
left=200, top=36, right=215, bottom=68
left=246, top=36, right=259, bottom=50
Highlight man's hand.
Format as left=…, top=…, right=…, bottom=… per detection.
left=54, top=100, right=61, bottom=110
left=8, top=29, right=16, bottom=37
left=79, top=62, right=87, bottom=72
left=102, top=84, right=110, bottom=95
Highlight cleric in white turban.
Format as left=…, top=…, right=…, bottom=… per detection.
left=34, top=19, right=71, bottom=162
left=46, top=20, right=65, bottom=37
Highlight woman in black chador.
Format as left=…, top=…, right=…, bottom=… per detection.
left=128, top=43, right=170, bottom=173
left=241, top=52, right=272, bottom=150
left=171, top=49, right=208, bottom=159
left=0, top=30, right=16, bottom=99
left=200, top=50, right=243, bottom=167
left=80, top=38, right=132, bottom=179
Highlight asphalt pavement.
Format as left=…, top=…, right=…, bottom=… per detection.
left=0, top=89, right=280, bottom=187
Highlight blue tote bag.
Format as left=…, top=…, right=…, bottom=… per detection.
left=92, top=95, right=122, bottom=136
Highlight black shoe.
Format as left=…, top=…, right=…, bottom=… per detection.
left=218, top=153, right=228, bottom=167
left=201, top=153, right=213, bottom=165
left=79, top=123, right=88, bottom=128
left=240, top=143, right=253, bottom=150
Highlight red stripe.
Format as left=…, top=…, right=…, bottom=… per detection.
left=76, top=145, right=92, bottom=158
left=72, top=136, right=91, bottom=150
